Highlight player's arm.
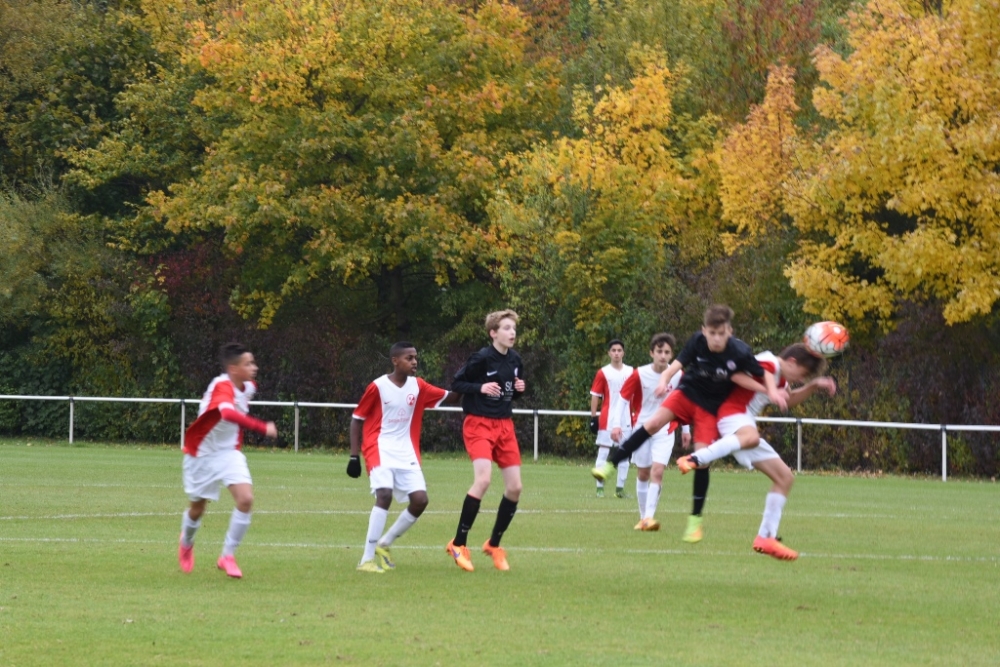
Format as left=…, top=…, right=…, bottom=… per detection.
left=452, top=350, right=491, bottom=395
left=214, top=386, right=276, bottom=437
left=654, top=359, right=683, bottom=397
left=346, top=417, right=363, bottom=478
left=786, top=377, right=837, bottom=409
left=731, top=372, right=767, bottom=394
left=440, top=390, right=462, bottom=406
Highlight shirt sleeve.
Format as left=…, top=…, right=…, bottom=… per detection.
left=676, top=332, right=702, bottom=367
left=590, top=370, right=606, bottom=398
left=417, top=378, right=448, bottom=409
left=352, top=383, right=380, bottom=421
left=452, top=349, right=487, bottom=394
left=205, top=381, right=236, bottom=413
left=219, top=407, right=269, bottom=434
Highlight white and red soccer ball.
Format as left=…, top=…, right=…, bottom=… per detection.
left=803, top=321, right=849, bottom=358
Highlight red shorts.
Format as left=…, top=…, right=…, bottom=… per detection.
left=660, top=391, right=719, bottom=444
left=463, top=415, right=521, bottom=468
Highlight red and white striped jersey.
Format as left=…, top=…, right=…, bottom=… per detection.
left=183, top=374, right=257, bottom=457
left=590, top=364, right=633, bottom=430
left=728, top=351, right=786, bottom=417
left=352, top=375, right=448, bottom=471
left=616, top=365, right=682, bottom=427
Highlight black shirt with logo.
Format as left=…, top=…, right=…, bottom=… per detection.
left=452, top=345, right=524, bottom=419
left=676, top=332, right=764, bottom=414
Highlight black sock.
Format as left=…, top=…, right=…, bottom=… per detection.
left=489, top=495, right=519, bottom=547
left=692, top=467, right=710, bottom=516
left=453, top=494, right=481, bottom=547
left=609, top=426, right=651, bottom=464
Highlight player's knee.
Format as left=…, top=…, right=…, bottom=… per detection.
left=374, top=488, right=393, bottom=508
left=739, top=431, right=760, bottom=448
left=408, top=491, right=428, bottom=515
left=505, top=481, right=523, bottom=501
left=236, top=495, right=253, bottom=513
left=637, top=468, right=650, bottom=482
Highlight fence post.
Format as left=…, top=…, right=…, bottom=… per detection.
left=796, top=418, right=802, bottom=473
left=69, top=397, right=74, bottom=444
left=533, top=410, right=539, bottom=462
left=180, top=400, right=186, bottom=449
left=941, top=425, right=947, bottom=482
left=294, top=401, right=300, bottom=453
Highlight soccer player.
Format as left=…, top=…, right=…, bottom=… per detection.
left=445, top=309, right=526, bottom=572
left=178, top=342, right=278, bottom=579
left=676, top=343, right=836, bottom=560
left=615, top=333, right=691, bottom=530
left=589, top=339, right=634, bottom=498
left=592, top=305, right=781, bottom=542
left=348, top=341, right=456, bottom=573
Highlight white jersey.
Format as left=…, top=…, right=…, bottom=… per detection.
left=352, top=375, right=448, bottom=470
left=183, top=374, right=256, bottom=456
left=739, top=351, right=784, bottom=417
left=613, top=365, right=682, bottom=428
left=591, top=363, right=633, bottom=445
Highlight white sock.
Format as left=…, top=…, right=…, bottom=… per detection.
left=363, top=506, right=389, bottom=563
left=180, top=511, right=201, bottom=547
left=221, top=509, right=251, bottom=557
left=378, top=509, right=418, bottom=548
left=636, top=479, right=649, bottom=519
left=692, top=434, right=742, bottom=465
left=644, top=483, right=661, bottom=520
left=595, top=447, right=609, bottom=488
left=758, top=492, right=787, bottom=538
left=616, top=459, right=629, bottom=488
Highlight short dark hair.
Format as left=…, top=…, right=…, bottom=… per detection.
left=704, top=304, right=734, bottom=328
left=389, top=341, right=416, bottom=358
left=779, top=343, right=827, bottom=377
left=220, top=342, right=249, bottom=369
left=649, top=332, right=676, bottom=352
left=607, top=339, right=624, bottom=351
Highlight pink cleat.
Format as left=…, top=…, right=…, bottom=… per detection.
left=217, top=554, right=243, bottom=578
left=178, top=535, right=194, bottom=573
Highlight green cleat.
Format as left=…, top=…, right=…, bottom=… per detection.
left=356, top=559, right=385, bottom=574
left=615, top=487, right=626, bottom=499
left=682, top=515, right=704, bottom=543
left=374, top=545, right=395, bottom=570
left=591, top=462, right=616, bottom=482
left=596, top=487, right=605, bottom=498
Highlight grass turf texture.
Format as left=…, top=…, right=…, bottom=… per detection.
left=1, top=440, right=998, bottom=666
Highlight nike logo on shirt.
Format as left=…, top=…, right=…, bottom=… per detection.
left=486, top=371, right=498, bottom=376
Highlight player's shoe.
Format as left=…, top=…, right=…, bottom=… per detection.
left=633, top=518, right=660, bottom=531
left=682, top=515, right=703, bottom=543
left=591, top=462, right=616, bottom=482
left=445, top=539, right=475, bottom=572
left=615, top=487, right=626, bottom=498
left=676, top=454, right=699, bottom=474
left=596, top=487, right=604, bottom=498
left=374, top=545, right=395, bottom=570
left=356, top=559, right=385, bottom=574
left=482, top=541, right=510, bottom=571
left=178, top=536, right=194, bottom=573
left=753, top=536, right=799, bottom=561
left=216, top=554, right=243, bottom=578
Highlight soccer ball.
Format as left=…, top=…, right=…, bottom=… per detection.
left=803, top=321, right=849, bottom=358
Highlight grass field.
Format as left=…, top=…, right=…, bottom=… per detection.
left=1, top=439, right=998, bottom=666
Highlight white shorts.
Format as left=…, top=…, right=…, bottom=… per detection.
left=183, top=450, right=252, bottom=502
left=732, top=438, right=781, bottom=470
left=369, top=466, right=427, bottom=503
left=717, top=411, right=756, bottom=437
left=631, top=440, right=652, bottom=469
left=649, top=430, right=675, bottom=466
left=596, top=425, right=632, bottom=447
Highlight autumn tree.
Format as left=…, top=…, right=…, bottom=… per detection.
left=720, top=0, right=1000, bottom=326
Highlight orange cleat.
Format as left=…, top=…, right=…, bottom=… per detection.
left=753, top=536, right=798, bottom=561
left=446, top=539, right=475, bottom=572
left=676, top=455, right=698, bottom=474
left=633, top=518, right=660, bottom=531
left=482, top=541, right=510, bottom=571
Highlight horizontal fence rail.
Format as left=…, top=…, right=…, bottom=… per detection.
left=1, top=395, right=998, bottom=481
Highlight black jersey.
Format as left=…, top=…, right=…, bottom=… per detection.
left=452, top=345, right=524, bottom=419
left=676, top=332, right=764, bottom=414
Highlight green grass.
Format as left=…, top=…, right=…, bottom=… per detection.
left=1, top=439, right=998, bottom=666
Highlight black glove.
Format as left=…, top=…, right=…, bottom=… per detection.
left=346, top=455, right=362, bottom=478
left=589, top=417, right=599, bottom=434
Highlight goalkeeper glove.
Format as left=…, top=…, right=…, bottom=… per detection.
left=589, top=417, right=599, bottom=434
left=346, top=455, right=362, bottom=478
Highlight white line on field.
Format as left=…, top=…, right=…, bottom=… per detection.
left=0, top=535, right=996, bottom=564
left=0, top=508, right=910, bottom=521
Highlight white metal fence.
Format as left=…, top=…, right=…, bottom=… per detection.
left=1, top=394, right=998, bottom=482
